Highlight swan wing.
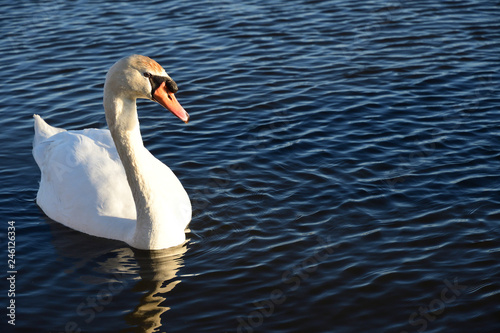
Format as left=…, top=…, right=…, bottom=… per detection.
left=33, top=122, right=136, bottom=241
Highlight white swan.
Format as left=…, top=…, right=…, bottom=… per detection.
left=33, top=55, right=191, bottom=250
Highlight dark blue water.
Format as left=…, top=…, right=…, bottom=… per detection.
left=1, top=1, right=500, bottom=332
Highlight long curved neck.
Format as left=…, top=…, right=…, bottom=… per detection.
left=104, top=93, right=159, bottom=248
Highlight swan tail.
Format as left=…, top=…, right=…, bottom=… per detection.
left=33, top=114, right=66, bottom=147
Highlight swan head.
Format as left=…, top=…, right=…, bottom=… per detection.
left=104, top=55, right=189, bottom=126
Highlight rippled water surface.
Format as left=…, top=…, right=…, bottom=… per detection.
left=1, top=1, right=500, bottom=332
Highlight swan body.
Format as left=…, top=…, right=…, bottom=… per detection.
left=33, top=55, right=191, bottom=250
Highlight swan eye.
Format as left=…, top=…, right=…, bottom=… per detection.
left=146, top=74, right=179, bottom=95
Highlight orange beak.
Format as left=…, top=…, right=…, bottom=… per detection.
left=153, top=81, right=190, bottom=124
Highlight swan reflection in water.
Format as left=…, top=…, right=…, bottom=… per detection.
left=125, top=246, right=186, bottom=332
left=47, top=219, right=188, bottom=332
